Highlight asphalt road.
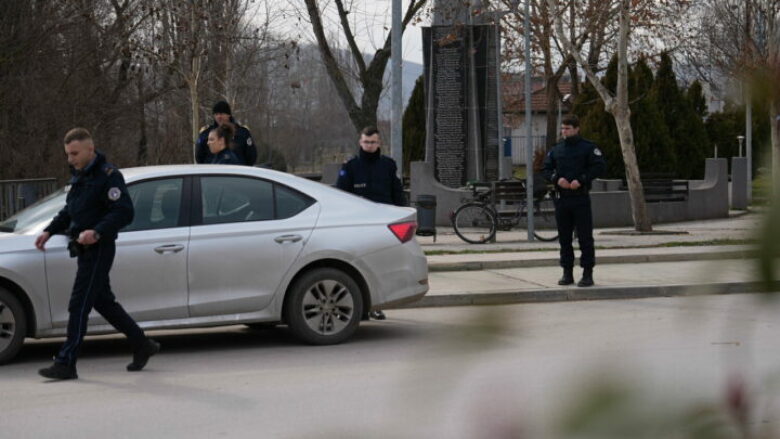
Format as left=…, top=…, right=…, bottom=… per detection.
left=2, top=294, right=779, bottom=438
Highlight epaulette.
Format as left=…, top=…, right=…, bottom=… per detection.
left=199, top=125, right=210, bottom=134
left=102, top=164, right=115, bottom=176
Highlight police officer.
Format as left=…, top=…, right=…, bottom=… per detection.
left=195, top=100, right=257, bottom=166
left=542, top=116, right=606, bottom=287
left=336, top=126, right=405, bottom=319
left=35, top=128, right=159, bottom=380
left=207, top=124, right=241, bottom=165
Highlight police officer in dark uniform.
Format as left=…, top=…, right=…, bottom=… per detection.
left=35, top=128, right=159, bottom=380
left=336, top=126, right=405, bottom=319
left=207, top=124, right=241, bottom=165
left=195, top=100, right=257, bottom=166
left=542, top=116, right=606, bottom=287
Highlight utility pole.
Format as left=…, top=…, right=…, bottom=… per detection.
left=391, top=0, right=403, bottom=179
left=524, top=0, right=534, bottom=240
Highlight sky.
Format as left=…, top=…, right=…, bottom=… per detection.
left=269, top=0, right=427, bottom=65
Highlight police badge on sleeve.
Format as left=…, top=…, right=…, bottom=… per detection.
left=108, top=187, right=121, bottom=201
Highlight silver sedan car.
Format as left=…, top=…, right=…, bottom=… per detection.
left=0, top=165, right=428, bottom=364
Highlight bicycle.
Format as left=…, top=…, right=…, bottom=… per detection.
left=450, top=180, right=559, bottom=244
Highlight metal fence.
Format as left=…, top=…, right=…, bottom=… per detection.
left=508, top=135, right=547, bottom=165
left=0, top=178, right=58, bottom=221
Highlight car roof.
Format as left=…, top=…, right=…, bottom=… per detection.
left=121, top=164, right=326, bottom=194
left=119, top=165, right=413, bottom=223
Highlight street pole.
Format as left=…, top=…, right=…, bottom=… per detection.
left=391, top=0, right=403, bottom=179
left=524, top=0, right=534, bottom=241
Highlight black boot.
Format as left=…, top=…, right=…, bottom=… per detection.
left=558, top=267, right=574, bottom=285
left=578, top=268, right=594, bottom=287
left=127, top=338, right=160, bottom=372
left=368, top=310, right=386, bottom=320
left=39, top=362, right=78, bottom=380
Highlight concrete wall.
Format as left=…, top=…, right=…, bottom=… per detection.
left=411, top=158, right=730, bottom=228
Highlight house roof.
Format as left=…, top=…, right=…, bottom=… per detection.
left=502, top=74, right=573, bottom=114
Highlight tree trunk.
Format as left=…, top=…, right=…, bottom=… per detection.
left=612, top=0, right=651, bottom=232
left=772, top=100, right=779, bottom=195
left=190, top=78, right=200, bottom=164
left=612, top=110, right=652, bottom=231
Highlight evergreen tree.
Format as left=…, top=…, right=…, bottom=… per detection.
left=686, top=80, right=708, bottom=119
left=652, top=53, right=709, bottom=179
left=630, top=57, right=676, bottom=175
left=402, top=75, right=426, bottom=175
left=574, top=55, right=623, bottom=178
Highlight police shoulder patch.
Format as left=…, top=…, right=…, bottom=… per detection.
left=593, top=148, right=603, bottom=156
left=108, top=187, right=121, bottom=201
left=247, top=137, right=253, bottom=146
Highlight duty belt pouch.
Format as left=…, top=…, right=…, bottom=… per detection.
left=67, top=240, right=85, bottom=258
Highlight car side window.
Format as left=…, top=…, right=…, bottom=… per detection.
left=201, top=176, right=274, bottom=224
left=275, top=184, right=315, bottom=219
left=123, top=178, right=183, bottom=232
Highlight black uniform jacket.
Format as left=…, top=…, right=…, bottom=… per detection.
left=210, top=149, right=241, bottom=165
left=335, top=149, right=405, bottom=206
left=541, top=135, right=606, bottom=196
left=44, top=152, right=134, bottom=241
left=195, top=118, right=257, bottom=166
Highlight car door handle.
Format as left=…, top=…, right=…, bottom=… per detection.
left=154, top=244, right=185, bottom=254
left=274, top=234, right=302, bottom=244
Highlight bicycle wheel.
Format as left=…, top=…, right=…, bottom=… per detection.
left=527, top=194, right=558, bottom=242
left=452, top=202, right=496, bottom=244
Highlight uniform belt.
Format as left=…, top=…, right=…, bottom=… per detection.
left=557, top=187, right=588, bottom=197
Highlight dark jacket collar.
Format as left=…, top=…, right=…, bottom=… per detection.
left=359, top=148, right=381, bottom=162
left=564, top=135, right=582, bottom=146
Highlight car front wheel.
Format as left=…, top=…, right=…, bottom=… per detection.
left=0, top=288, right=26, bottom=365
left=285, top=268, right=363, bottom=345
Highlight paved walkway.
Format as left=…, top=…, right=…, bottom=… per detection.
left=393, top=211, right=777, bottom=309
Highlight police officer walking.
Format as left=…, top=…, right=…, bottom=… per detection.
left=195, top=100, right=257, bottom=166
left=542, top=116, right=606, bottom=287
left=336, top=126, right=405, bottom=319
left=35, top=128, right=159, bottom=380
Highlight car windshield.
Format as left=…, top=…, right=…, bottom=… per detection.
left=0, top=187, right=68, bottom=234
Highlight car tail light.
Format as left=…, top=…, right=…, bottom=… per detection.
left=388, top=221, right=417, bottom=243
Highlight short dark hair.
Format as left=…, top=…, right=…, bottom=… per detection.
left=214, top=123, right=235, bottom=144
left=561, top=116, right=580, bottom=128
left=360, top=126, right=380, bottom=137
left=64, top=127, right=92, bottom=144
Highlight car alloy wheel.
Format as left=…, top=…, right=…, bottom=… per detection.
left=285, top=268, right=363, bottom=345
left=0, top=288, right=26, bottom=365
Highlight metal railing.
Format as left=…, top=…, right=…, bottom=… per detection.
left=0, top=178, right=58, bottom=221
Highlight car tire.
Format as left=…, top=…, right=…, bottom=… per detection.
left=0, top=288, right=27, bottom=365
left=285, top=268, right=363, bottom=345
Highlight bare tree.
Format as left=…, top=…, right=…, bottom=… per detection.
left=548, top=0, right=650, bottom=230
left=300, top=0, right=427, bottom=133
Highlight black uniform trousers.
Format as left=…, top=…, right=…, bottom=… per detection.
left=56, top=240, right=145, bottom=366
left=554, top=194, right=595, bottom=269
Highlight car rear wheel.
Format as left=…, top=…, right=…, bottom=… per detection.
left=0, top=288, right=26, bottom=365
left=285, top=268, right=363, bottom=345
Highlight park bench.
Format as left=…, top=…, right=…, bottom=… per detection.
left=620, top=173, right=689, bottom=202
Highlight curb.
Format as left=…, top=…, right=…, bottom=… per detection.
left=389, top=281, right=774, bottom=309
left=427, top=249, right=756, bottom=272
